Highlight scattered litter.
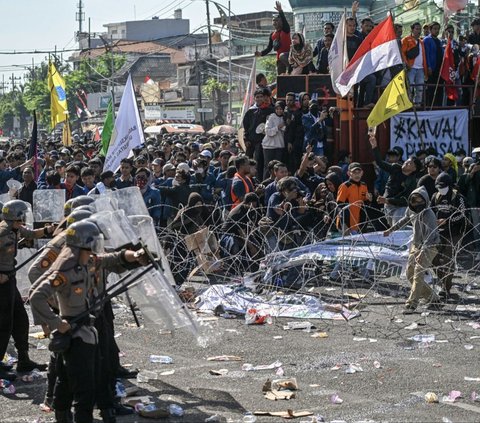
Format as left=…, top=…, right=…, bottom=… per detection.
left=373, top=361, right=381, bottom=369
left=369, top=338, right=378, bottom=343
left=464, top=377, right=480, bottom=382
left=470, top=336, right=480, bottom=340
left=404, top=323, right=418, bottom=330
left=346, top=293, right=366, bottom=299
left=225, top=329, right=239, bottom=333
left=245, top=308, right=272, bottom=325
left=242, top=361, right=282, bottom=371
left=283, top=322, right=313, bottom=331
left=21, top=370, right=43, bottom=383
left=136, top=404, right=169, bottom=419
left=209, top=369, right=229, bottom=376
left=424, top=392, right=438, bottom=403
left=309, top=384, right=321, bottom=387
left=436, top=340, right=449, bottom=343
left=394, top=319, right=403, bottom=323
left=168, top=404, right=184, bottom=416
left=442, top=418, right=453, bottom=423
left=243, top=412, right=257, bottom=422
left=39, top=402, right=52, bottom=412
left=273, top=336, right=283, bottom=340
left=220, top=313, right=237, bottom=319
left=114, top=333, right=122, bottom=338
left=36, top=343, right=47, bottom=350
left=442, top=391, right=462, bottom=403
left=311, top=332, right=328, bottom=339
left=29, top=331, right=47, bottom=340
left=136, top=370, right=158, bottom=382
left=352, top=337, right=367, bottom=342
left=345, top=364, right=363, bottom=374
left=471, top=392, right=480, bottom=401
left=276, top=367, right=285, bottom=377
left=0, top=379, right=15, bottom=395
left=2, top=353, right=16, bottom=366
left=467, top=322, right=480, bottom=330
left=411, top=334, right=435, bottom=343
left=432, top=363, right=442, bottom=368
left=330, top=364, right=342, bottom=371
left=159, top=370, right=175, bottom=376
left=464, top=344, right=474, bottom=350
left=253, top=410, right=313, bottom=419
left=207, top=355, right=242, bottom=361
left=330, top=394, right=343, bottom=404
left=149, top=355, right=173, bottom=364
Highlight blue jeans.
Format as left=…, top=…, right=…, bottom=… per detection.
left=408, top=67, right=425, bottom=106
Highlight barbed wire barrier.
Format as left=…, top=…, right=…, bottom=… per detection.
left=155, top=202, right=480, bottom=344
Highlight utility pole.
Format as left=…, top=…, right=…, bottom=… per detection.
left=205, top=0, right=213, bottom=58
left=195, top=42, right=204, bottom=127
left=9, top=73, right=21, bottom=91
left=100, top=35, right=116, bottom=114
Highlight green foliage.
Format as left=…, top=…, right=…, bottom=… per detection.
left=202, top=78, right=228, bottom=99
left=259, top=56, right=278, bottom=84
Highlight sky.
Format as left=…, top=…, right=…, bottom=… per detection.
left=0, top=0, right=292, bottom=90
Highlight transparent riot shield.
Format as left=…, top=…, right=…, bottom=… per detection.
left=129, top=268, right=199, bottom=336
left=91, top=210, right=139, bottom=250
left=92, top=195, right=116, bottom=213
left=0, top=193, right=12, bottom=204
left=128, top=215, right=174, bottom=284
left=33, top=189, right=66, bottom=222
left=104, top=187, right=149, bottom=217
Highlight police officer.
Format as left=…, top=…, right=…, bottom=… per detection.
left=0, top=200, right=55, bottom=381
left=29, top=220, right=147, bottom=423
left=28, top=208, right=93, bottom=411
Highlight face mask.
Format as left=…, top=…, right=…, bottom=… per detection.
left=455, top=156, right=462, bottom=163
left=437, top=187, right=449, bottom=196
left=135, top=178, right=147, bottom=189
left=195, top=168, right=204, bottom=174
left=410, top=203, right=426, bottom=213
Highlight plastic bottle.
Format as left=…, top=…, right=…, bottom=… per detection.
left=412, top=334, right=435, bottom=343
left=168, top=404, right=185, bottom=416
left=243, top=412, right=257, bottom=422
left=3, top=384, right=15, bottom=395
left=149, top=355, right=173, bottom=364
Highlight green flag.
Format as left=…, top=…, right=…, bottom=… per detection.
left=100, top=99, right=114, bottom=156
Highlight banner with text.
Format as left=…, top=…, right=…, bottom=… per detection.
left=390, top=109, right=468, bottom=156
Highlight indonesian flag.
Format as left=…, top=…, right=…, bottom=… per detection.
left=75, top=105, right=83, bottom=118
left=441, top=39, right=458, bottom=101
left=335, top=14, right=403, bottom=97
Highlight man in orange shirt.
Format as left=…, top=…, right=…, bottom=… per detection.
left=402, top=22, right=428, bottom=106
left=336, top=162, right=372, bottom=235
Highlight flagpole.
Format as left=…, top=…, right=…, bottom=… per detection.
left=403, top=66, right=425, bottom=150
left=342, top=7, right=353, bottom=157
left=430, top=40, right=447, bottom=111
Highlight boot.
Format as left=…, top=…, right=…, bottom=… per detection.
left=0, top=361, right=13, bottom=371
left=16, top=350, right=48, bottom=372
left=54, top=410, right=73, bottom=423
left=100, top=408, right=116, bottom=423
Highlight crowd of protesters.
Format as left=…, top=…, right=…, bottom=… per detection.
left=257, top=1, right=480, bottom=108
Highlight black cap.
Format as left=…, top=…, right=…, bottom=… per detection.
left=348, top=162, right=362, bottom=171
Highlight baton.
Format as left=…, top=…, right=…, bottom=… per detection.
left=125, top=291, right=140, bottom=327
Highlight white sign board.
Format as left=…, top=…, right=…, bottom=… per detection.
left=160, top=106, right=195, bottom=122
left=145, top=104, right=162, bottom=120
left=390, top=109, right=468, bottom=157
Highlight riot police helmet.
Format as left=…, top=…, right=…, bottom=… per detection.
left=2, top=200, right=29, bottom=222
left=66, top=209, right=93, bottom=227
left=66, top=220, right=104, bottom=253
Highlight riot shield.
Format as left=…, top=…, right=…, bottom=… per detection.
left=128, top=215, right=174, bottom=284
left=103, top=187, right=149, bottom=217
left=129, top=268, right=199, bottom=336
left=33, top=189, right=66, bottom=222
left=91, top=210, right=139, bottom=250
left=92, top=195, right=115, bottom=213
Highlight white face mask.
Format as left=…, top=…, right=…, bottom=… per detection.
left=437, top=187, right=449, bottom=196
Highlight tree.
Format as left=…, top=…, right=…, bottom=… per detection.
left=203, top=78, right=228, bottom=124
left=259, top=56, right=278, bottom=85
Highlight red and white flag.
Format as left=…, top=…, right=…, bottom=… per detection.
left=441, top=39, right=458, bottom=101
left=335, top=15, right=403, bottom=97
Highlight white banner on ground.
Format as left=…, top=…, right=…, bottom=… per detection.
left=390, top=109, right=468, bottom=156
left=103, top=74, right=144, bottom=172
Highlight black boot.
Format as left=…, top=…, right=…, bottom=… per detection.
left=17, top=351, right=48, bottom=372
left=55, top=410, right=73, bottom=423
left=100, top=408, right=116, bottom=423
left=0, top=362, right=13, bottom=371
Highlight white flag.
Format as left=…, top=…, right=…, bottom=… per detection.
left=240, top=57, right=257, bottom=126
left=328, top=13, right=347, bottom=95
left=103, top=74, right=144, bottom=172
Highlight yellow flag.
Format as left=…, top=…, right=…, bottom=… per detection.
left=48, top=62, right=68, bottom=129
left=62, top=121, right=72, bottom=147
left=366, top=70, right=413, bottom=128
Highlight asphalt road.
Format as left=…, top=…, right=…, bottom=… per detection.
left=1, top=272, right=480, bottom=423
